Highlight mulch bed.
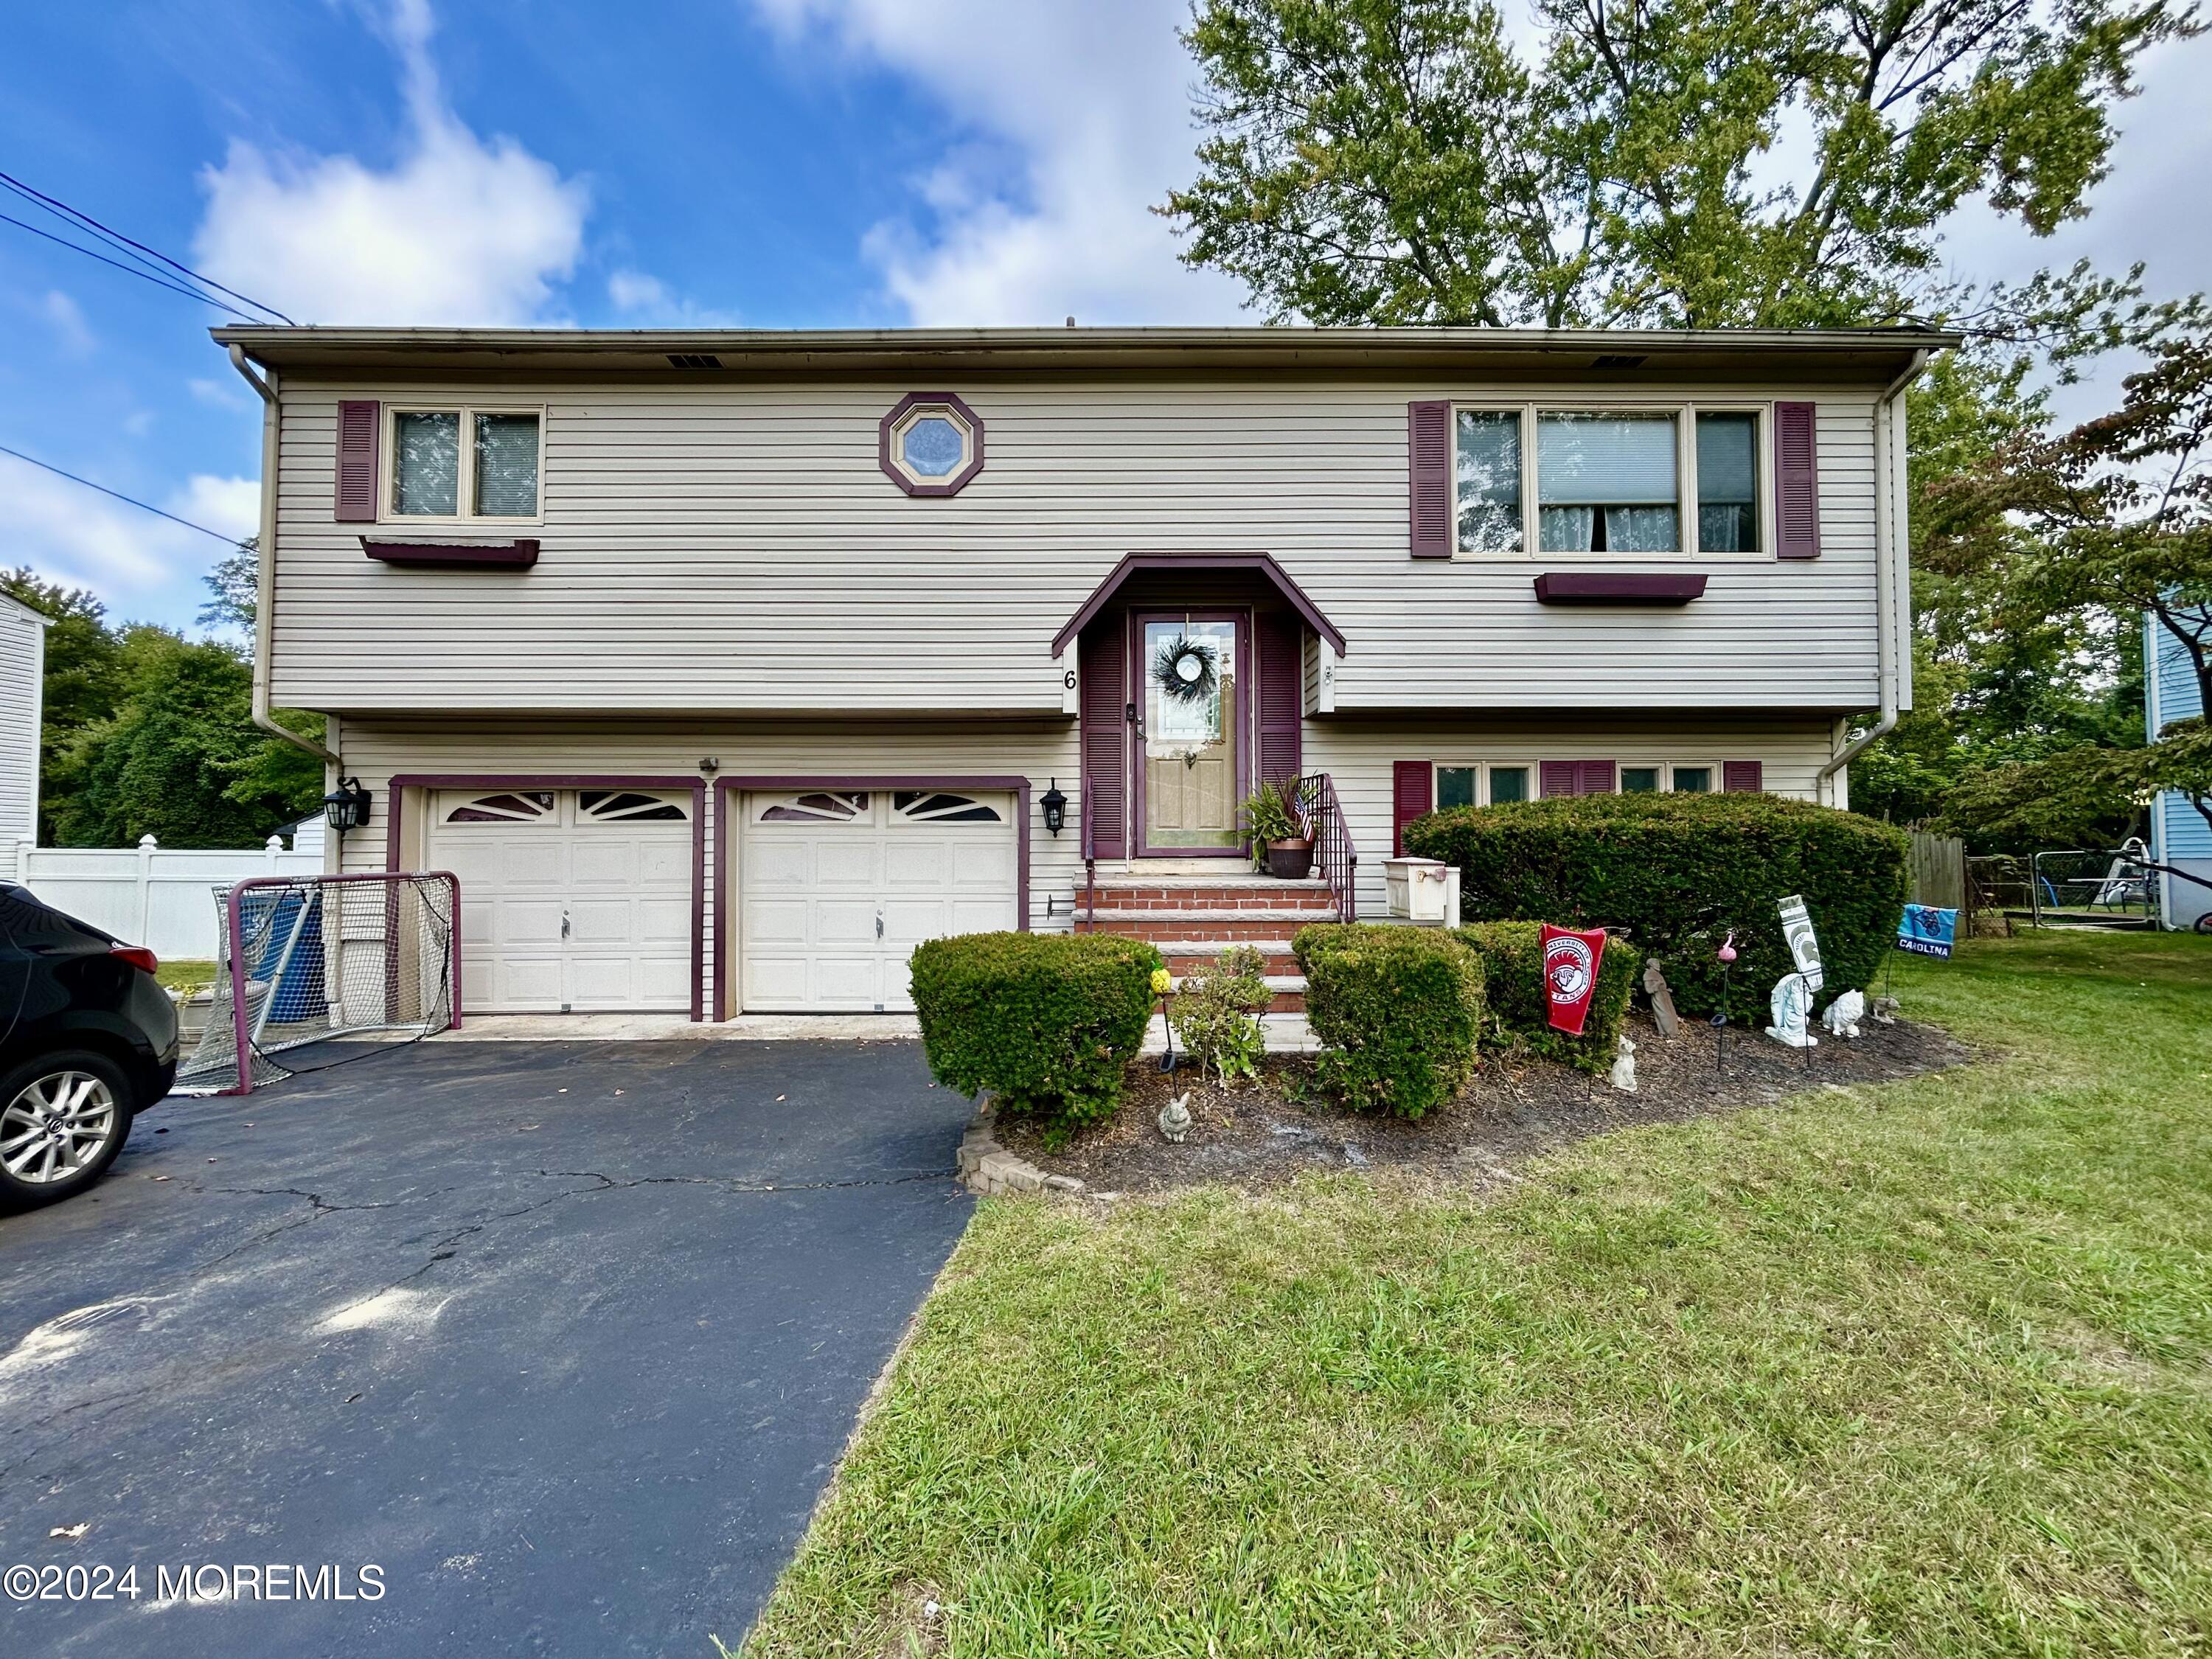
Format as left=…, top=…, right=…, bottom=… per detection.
left=994, top=1009, right=1974, bottom=1196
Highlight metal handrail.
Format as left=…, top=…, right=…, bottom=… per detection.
left=1081, top=774, right=1096, bottom=925
left=1296, top=772, right=1357, bottom=922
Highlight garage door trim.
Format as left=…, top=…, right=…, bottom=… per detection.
left=713, top=774, right=1032, bottom=1020
left=390, top=773, right=707, bottom=1020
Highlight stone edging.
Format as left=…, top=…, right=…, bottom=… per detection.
left=954, top=1102, right=1085, bottom=1197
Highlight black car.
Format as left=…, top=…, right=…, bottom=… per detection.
left=0, top=883, right=179, bottom=1210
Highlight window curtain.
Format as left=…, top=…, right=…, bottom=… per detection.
left=1695, top=413, right=1757, bottom=552
left=1537, top=413, right=1678, bottom=551
left=472, top=414, right=540, bottom=518
left=1454, top=410, right=1522, bottom=552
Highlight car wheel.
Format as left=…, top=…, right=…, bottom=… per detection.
left=0, top=1051, right=136, bottom=1211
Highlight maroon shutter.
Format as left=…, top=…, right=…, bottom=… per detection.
left=1393, top=761, right=1432, bottom=855
left=1079, top=625, right=1127, bottom=859
left=1580, top=759, right=1617, bottom=795
left=1408, top=400, right=1452, bottom=557
left=1256, top=611, right=1302, bottom=783
left=1540, top=760, right=1579, bottom=799
left=1775, top=401, right=1820, bottom=559
left=335, top=400, right=380, bottom=522
left=1722, top=760, right=1764, bottom=793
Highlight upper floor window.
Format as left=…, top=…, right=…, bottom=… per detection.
left=1451, top=404, right=1765, bottom=558
left=391, top=407, right=541, bottom=520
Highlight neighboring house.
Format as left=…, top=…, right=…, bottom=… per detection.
left=2144, top=608, right=2212, bottom=930
left=215, top=324, right=1947, bottom=1019
left=0, top=591, right=46, bottom=882
left=271, top=812, right=327, bottom=860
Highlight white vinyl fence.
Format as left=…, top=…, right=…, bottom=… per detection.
left=9, top=834, right=323, bottom=961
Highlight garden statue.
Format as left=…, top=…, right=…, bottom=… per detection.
left=1609, top=1034, right=1638, bottom=1093
left=1870, top=994, right=1901, bottom=1025
left=1158, top=1091, right=1192, bottom=1144
left=1765, top=974, right=1818, bottom=1048
left=1822, top=990, right=1865, bottom=1039
left=1642, top=961, right=1681, bottom=1037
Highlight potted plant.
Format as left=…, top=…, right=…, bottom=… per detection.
left=1240, top=776, right=1314, bottom=879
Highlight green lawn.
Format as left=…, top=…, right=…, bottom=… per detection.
left=154, top=958, right=215, bottom=993
left=737, top=932, right=2212, bottom=1658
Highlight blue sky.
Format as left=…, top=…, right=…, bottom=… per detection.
left=1, top=0, right=2205, bottom=637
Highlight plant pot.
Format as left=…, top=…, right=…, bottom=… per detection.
left=1265, top=838, right=1315, bottom=880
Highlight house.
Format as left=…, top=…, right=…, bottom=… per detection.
left=2145, top=608, right=2211, bottom=930
left=0, top=591, right=46, bottom=883
left=212, top=324, right=1950, bottom=1019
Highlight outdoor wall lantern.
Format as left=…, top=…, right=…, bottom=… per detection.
left=324, top=777, right=373, bottom=833
left=1040, top=779, right=1068, bottom=838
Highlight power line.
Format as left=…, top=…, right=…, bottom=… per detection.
left=0, top=441, right=250, bottom=549
left=0, top=168, right=293, bottom=323
left=0, top=210, right=266, bottom=321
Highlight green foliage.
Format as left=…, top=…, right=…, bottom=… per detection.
left=1405, top=793, right=1908, bottom=1018
left=1453, top=921, right=1641, bottom=1077
left=1168, top=945, right=1273, bottom=1088
left=197, top=542, right=259, bottom=639
left=1166, top=0, right=2194, bottom=330
left=910, top=932, right=1161, bottom=1135
left=1937, top=720, right=2212, bottom=846
left=49, top=630, right=323, bottom=849
left=3, top=566, right=123, bottom=842
left=1293, top=924, right=1485, bottom=1119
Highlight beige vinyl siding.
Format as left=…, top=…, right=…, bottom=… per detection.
left=335, top=720, right=1085, bottom=1017
left=0, top=602, right=44, bottom=846
left=1304, top=715, right=1839, bottom=919
left=270, top=378, right=1882, bottom=717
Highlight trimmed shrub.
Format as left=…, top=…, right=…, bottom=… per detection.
left=909, top=932, right=1161, bottom=1135
left=1405, top=793, right=1907, bottom=1017
left=1455, top=921, right=1641, bottom=1075
left=1169, top=945, right=1272, bottom=1088
left=1293, top=924, right=1485, bottom=1119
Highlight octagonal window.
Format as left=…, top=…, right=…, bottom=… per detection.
left=900, top=414, right=967, bottom=478
left=880, top=394, right=984, bottom=495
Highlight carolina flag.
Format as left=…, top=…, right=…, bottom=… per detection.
left=1540, top=925, right=1609, bottom=1035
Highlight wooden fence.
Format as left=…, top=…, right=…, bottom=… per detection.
left=1907, top=831, right=1966, bottom=911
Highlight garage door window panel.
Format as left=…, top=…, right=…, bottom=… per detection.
left=758, top=793, right=870, bottom=823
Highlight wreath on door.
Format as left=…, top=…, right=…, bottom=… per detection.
left=1151, top=633, right=1218, bottom=704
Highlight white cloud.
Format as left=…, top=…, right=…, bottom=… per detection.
left=41, top=290, right=94, bottom=356
left=748, top=0, right=1246, bottom=325
left=191, top=1, right=588, bottom=325
left=0, top=459, right=257, bottom=609
left=607, top=268, right=740, bottom=326
left=188, top=377, right=248, bottom=410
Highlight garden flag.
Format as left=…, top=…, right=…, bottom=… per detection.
left=1540, top=925, right=1608, bottom=1035
left=1897, top=905, right=1958, bottom=959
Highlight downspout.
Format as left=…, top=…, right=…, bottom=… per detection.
left=1817, top=347, right=1930, bottom=802
left=229, top=344, right=338, bottom=768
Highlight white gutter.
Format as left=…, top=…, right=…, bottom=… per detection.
left=229, top=344, right=338, bottom=768
left=1818, top=347, right=1931, bottom=801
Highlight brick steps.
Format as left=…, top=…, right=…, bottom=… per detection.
left=1077, top=872, right=1338, bottom=1013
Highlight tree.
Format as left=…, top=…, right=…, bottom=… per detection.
left=197, top=541, right=257, bottom=641
left=49, top=630, right=323, bottom=849
left=1165, top=0, right=2197, bottom=329
left=1, top=566, right=125, bottom=842
left=1921, top=329, right=2212, bottom=839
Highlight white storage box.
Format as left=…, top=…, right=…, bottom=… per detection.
left=1382, top=856, right=1453, bottom=923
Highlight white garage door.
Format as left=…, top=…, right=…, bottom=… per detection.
left=739, top=789, right=1018, bottom=1012
left=429, top=788, right=693, bottom=1013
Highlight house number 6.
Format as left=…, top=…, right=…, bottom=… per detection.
left=1062, top=669, right=1077, bottom=690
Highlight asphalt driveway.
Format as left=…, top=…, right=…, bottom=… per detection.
left=0, top=1039, right=975, bottom=1658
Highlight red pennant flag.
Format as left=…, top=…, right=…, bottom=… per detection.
left=1540, top=925, right=1609, bottom=1035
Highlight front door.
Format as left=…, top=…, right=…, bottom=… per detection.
left=1135, top=613, right=1244, bottom=855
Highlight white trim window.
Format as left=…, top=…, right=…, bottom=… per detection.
left=1435, top=762, right=1536, bottom=808
left=1452, top=402, right=1770, bottom=559
left=388, top=406, right=544, bottom=522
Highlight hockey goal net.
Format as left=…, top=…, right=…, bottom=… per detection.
left=175, top=872, right=460, bottom=1096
